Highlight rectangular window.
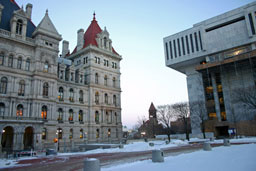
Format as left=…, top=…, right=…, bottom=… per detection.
left=165, top=42, right=169, bottom=60
left=169, top=41, right=173, bottom=59
left=185, top=35, right=190, bottom=54
left=248, top=13, right=255, bottom=35
left=173, top=39, right=177, bottom=58
left=190, top=34, right=194, bottom=53
left=177, top=38, right=181, bottom=56
left=194, top=32, right=199, bottom=51
left=198, top=31, right=203, bottom=50
left=181, top=37, right=185, bottom=55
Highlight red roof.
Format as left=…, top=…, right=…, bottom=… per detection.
left=70, top=13, right=119, bottom=55
left=83, top=14, right=102, bottom=48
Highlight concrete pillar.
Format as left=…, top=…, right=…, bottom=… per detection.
left=83, top=158, right=100, bottom=171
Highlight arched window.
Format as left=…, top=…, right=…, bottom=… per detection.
left=57, top=128, right=62, bottom=139
left=0, top=53, right=4, bottom=65
left=96, top=129, right=100, bottom=138
left=69, top=109, right=73, bottom=122
left=79, top=90, right=83, bottom=103
left=104, top=37, right=107, bottom=48
left=113, top=95, right=117, bottom=106
left=115, top=112, right=118, bottom=124
left=43, top=82, right=49, bottom=97
left=108, top=129, right=111, bottom=138
left=79, top=110, right=83, bottom=122
left=16, top=19, right=23, bottom=35
left=95, top=73, right=99, bottom=84
left=113, top=77, right=116, bottom=87
left=95, top=111, right=99, bottom=123
left=8, top=55, right=13, bottom=67
left=17, top=57, right=22, bottom=69
left=25, top=58, right=30, bottom=71
left=80, top=129, right=83, bottom=139
left=42, top=128, right=47, bottom=140
left=0, top=103, right=5, bottom=115
left=41, top=105, right=47, bottom=119
left=58, top=87, right=64, bottom=101
left=58, top=108, right=63, bottom=122
left=0, top=77, right=7, bottom=94
left=69, top=129, right=73, bottom=139
left=105, top=93, right=108, bottom=104
left=16, top=104, right=23, bottom=116
left=107, top=111, right=112, bottom=123
left=44, top=61, right=49, bottom=72
left=104, top=75, right=108, bottom=86
left=69, top=88, right=74, bottom=102
left=18, top=80, right=25, bottom=96
left=95, top=91, right=99, bottom=104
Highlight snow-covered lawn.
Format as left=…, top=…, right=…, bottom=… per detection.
left=102, top=143, right=256, bottom=171
left=0, top=137, right=256, bottom=169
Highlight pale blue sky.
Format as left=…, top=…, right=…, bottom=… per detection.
left=16, top=0, right=254, bottom=128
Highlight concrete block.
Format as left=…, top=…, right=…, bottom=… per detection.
left=203, top=142, right=212, bottom=151
left=83, top=158, right=100, bottom=171
left=152, top=150, right=164, bottom=162
left=223, top=139, right=230, bottom=146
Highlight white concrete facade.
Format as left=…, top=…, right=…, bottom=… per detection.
left=163, top=2, right=256, bottom=135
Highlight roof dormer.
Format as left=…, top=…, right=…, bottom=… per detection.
left=10, top=7, right=28, bottom=40
left=96, top=27, right=112, bottom=52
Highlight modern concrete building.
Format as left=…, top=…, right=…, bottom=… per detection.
left=0, top=0, right=122, bottom=153
left=164, top=2, right=256, bottom=137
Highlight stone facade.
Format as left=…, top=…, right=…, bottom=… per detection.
left=0, top=0, right=122, bottom=153
left=163, top=2, right=256, bottom=137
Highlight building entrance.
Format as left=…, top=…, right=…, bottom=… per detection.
left=23, top=127, right=34, bottom=150
left=1, top=126, right=14, bottom=152
left=216, top=126, right=229, bottom=138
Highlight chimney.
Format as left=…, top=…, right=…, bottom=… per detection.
left=62, top=40, right=69, bottom=57
left=26, top=3, right=32, bottom=19
left=77, top=29, right=84, bottom=51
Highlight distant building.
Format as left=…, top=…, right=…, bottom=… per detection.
left=138, top=103, right=164, bottom=138
left=0, top=0, right=122, bottom=153
left=163, top=2, right=256, bottom=137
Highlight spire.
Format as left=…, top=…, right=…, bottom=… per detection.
left=93, top=11, right=96, bottom=20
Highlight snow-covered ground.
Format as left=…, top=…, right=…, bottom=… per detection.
left=102, top=144, right=256, bottom=171
left=0, top=137, right=256, bottom=169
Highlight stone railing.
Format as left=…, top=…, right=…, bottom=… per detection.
left=0, top=116, right=43, bottom=121
left=0, top=29, right=35, bottom=44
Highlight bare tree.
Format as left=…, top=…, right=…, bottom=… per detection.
left=157, top=105, right=175, bottom=142
left=134, top=115, right=147, bottom=130
left=233, top=86, right=256, bottom=112
left=172, top=102, right=190, bottom=141
left=190, top=100, right=207, bottom=139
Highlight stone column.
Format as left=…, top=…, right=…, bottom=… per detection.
left=211, top=73, right=221, bottom=121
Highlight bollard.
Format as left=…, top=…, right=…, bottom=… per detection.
left=223, top=139, right=230, bottom=146
left=203, top=142, right=212, bottom=151
left=84, top=158, right=100, bottom=171
left=119, top=144, right=124, bottom=149
left=152, top=150, right=164, bottom=162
